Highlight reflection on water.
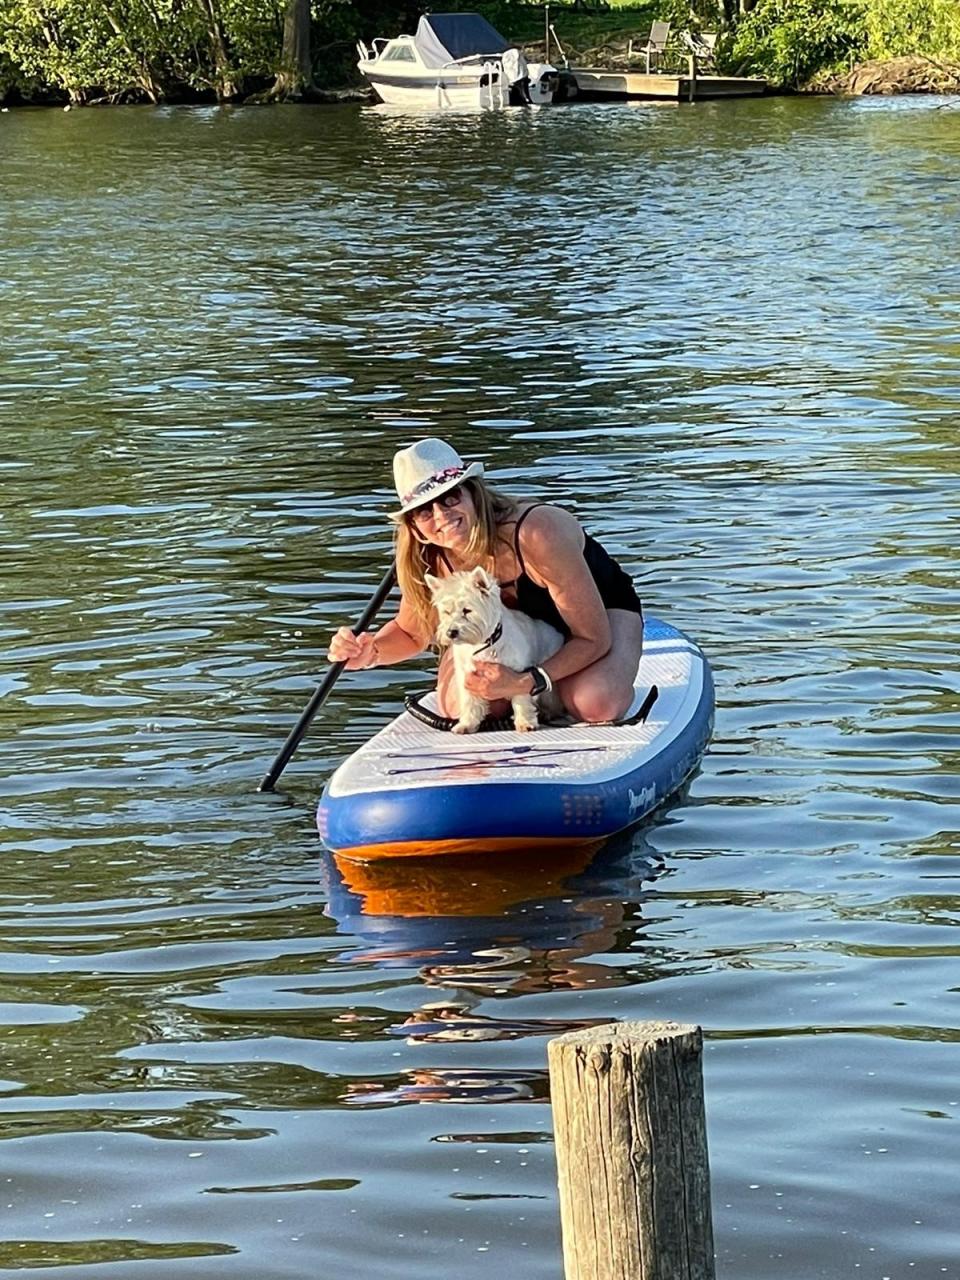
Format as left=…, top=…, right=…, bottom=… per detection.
left=388, top=1002, right=603, bottom=1044
left=323, top=838, right=658, bottom=996
left=323, top=839, right=658, bottom=1105
left=344, top=1068, right=547, bottom=1108
left=0, top=96, right=958, bottom=1280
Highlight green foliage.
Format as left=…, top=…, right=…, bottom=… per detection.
left=729, top=0, right=868, bottom=87
left=215, top=0, right=285, bottom=83
left=0, top=0, right=379, bottom=103
left=1, top=0, right=131, bottom=101
left=660, top=0, right=720, bottom=35
left=0, top=41, right=26, bottom=99
left=863, top=0, right=960, bottom=61
left=730, top=0, right=960, bottom=88
left=0, top=0, right=229, bottom=101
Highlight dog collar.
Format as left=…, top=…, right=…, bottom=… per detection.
left=473, top=621, right=503, bottom=656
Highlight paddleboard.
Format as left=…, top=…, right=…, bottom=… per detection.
left=318, top=616, right=713, bottom=860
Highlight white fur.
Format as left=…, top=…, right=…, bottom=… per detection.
left=425, top=566, right=565, bottom=734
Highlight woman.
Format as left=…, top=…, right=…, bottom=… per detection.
left=327, top=439, right=644, bottom=723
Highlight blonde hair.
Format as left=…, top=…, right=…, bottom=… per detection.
left=394, top=478, right=516, bottom=642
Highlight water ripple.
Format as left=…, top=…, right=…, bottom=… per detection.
left=0, top=97, right=957, bottom=1279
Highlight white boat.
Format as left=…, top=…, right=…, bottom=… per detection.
left=357, top=12, right=558, bottom=110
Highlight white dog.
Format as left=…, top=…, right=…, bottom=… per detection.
left=425, top=566, right=564, bottom=734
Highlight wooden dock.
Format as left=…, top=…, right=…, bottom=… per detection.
left=570, top=68, right=766, bottom=101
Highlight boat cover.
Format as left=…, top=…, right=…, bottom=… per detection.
left=414, top=13, right=510, bottom=68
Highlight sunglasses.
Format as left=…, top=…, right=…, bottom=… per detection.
left=408, top=485, right=464, bottom=524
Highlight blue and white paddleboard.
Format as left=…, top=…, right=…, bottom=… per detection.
left=318, top=617, right=713, bottom=860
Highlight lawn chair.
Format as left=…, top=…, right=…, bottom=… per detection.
left=680, top=30, right=717, bottom=68
left=637, top=20, right=671, bottom=74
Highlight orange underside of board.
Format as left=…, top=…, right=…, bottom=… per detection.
left=333, top=834, right=606, bottom=862
left=332, top=840, right=604, bottom=916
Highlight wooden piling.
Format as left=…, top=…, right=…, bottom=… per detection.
left=548, top=1020, right=715, bottom=1280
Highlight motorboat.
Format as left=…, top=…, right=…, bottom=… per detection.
left=357, top=12, right=558, bottom=110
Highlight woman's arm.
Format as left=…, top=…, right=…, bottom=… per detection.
left=465, top=506, right=611, bottom=701
left=517, top=506, right=611, bottom=683
left=328, top=594, right=431, bottom=670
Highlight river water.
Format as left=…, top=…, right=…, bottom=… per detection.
left=1, top=96, right=958, bottom=1278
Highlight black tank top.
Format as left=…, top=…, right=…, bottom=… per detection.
left=504, top=504, right=643, bottom=639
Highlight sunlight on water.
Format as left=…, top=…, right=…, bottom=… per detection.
left=0, top=96, right=958, bottom=1278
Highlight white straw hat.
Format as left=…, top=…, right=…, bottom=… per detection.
left=391, top=439, right=484, bottom=519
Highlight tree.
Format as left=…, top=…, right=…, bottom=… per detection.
left=100, top=2, right=165, bottom=102
left=197, top=0, right=238, bottom=100
left=265, top=0, right=312, bottom=99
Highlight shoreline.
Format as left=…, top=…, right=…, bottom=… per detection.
left=810, top=55, right=960, bottom=96
left=0, top=86, right=373, bottom=111
left=4, top=56, right=959, bottom=111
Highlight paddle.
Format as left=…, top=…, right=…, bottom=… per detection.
left=257, top=565, right=397, bottom=793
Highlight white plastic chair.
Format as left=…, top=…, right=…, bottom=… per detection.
left=639, top=20, right=671, bottom=74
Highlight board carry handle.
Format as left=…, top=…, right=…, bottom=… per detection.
left=403, top=683, right=659, bottom=733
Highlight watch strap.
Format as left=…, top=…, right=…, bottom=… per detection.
left=524, top=665, right=552, bottom=696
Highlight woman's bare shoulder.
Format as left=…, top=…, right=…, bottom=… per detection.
left=516, top=503, right=584, bottom=551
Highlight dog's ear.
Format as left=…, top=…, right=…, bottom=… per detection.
left=424, top=573, right=441, bottom=596
left=470, top=566, right=492, bottom=592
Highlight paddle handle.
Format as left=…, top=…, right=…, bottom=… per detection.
left=257, top=565, right=397, bottom=793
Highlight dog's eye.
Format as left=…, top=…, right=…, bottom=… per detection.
left=462, top=608, right=472, bottom=617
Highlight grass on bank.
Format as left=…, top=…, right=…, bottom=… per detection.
left=480, top=2, right=669, bottom=68
left=498, top=1, right=657, bottom=47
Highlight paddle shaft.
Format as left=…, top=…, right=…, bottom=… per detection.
left=257, top=565, right=397, bottom=793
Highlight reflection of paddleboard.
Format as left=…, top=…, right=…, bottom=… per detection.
left=319, top=846, right=615, bottom=967
left=319, top=839, right=662, bottom=991
left=331, top=844, right=597, bottom=918
left=318, top=617, right=713, bottom=861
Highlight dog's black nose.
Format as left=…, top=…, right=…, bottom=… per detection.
left=448, top=628, right=459, bottom=639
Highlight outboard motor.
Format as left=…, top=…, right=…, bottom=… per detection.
left=501, top=46, right=558, bottom=106
left=525, top=63, right=559, bottom=105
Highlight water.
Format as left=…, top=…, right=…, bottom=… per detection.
left=1, top=96, right=958, bottom=1278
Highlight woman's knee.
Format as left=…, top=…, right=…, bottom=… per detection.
left=563, top=682, right=633, bottom=724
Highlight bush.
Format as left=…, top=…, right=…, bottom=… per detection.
left=863, top=0, right=960, bottom=62
left=729, top=0, right=869, bottom=88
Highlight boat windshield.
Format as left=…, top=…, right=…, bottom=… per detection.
left=382, top=43, right=417, bottom=62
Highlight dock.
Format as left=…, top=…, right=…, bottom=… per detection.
left=570, top=69, right=766, bottom=101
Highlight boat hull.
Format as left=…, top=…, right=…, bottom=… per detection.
left=361, top=66, right=510, bottom=110
left=318, top=617, right=713, bottom=860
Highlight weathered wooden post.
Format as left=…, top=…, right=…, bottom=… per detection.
left=687, top=51, right=698, bottom=103
left=548, top=1021, right=715, bottom=1280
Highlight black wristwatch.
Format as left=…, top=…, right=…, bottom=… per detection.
left=525, top=666, right=553, bottom=696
